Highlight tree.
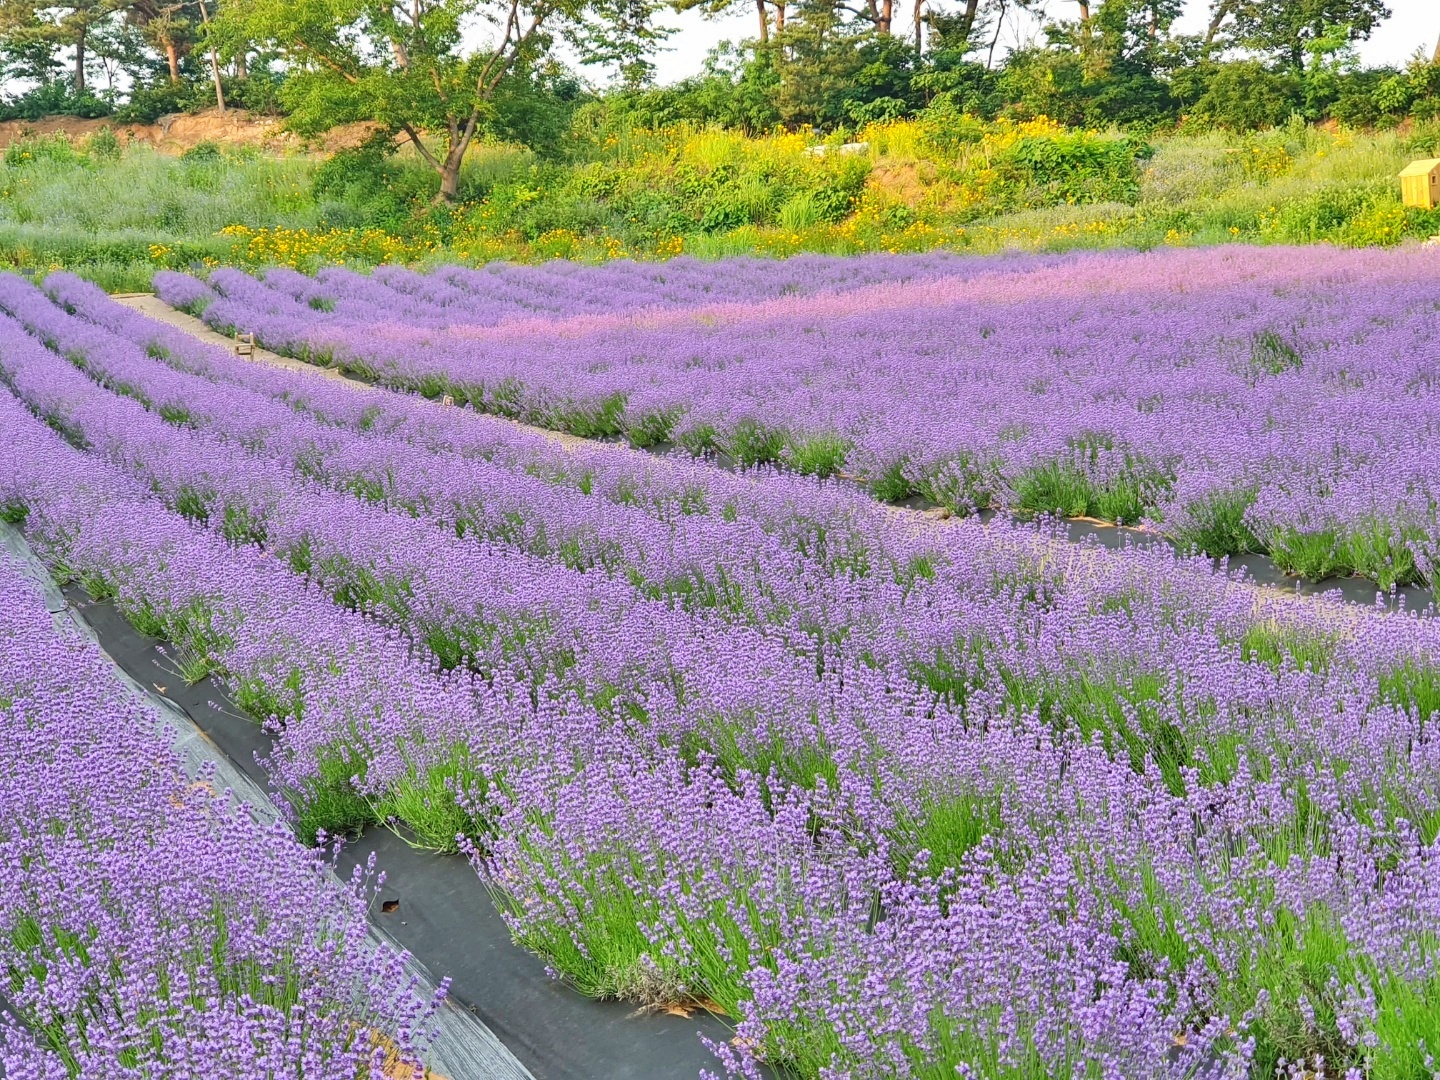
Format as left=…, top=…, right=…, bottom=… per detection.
left=599, top=41, right=781, bottom=131
left=920, top=0, right=988, bottom=57
left=0, top=11, right=64, bottom=84
left=765, top=0, right=925, bottom=127
left=1189, top=58, right=1301, bottom=127
left=0, top=0, right=123, bottom=91
left=215, top=0, right=665, bottom=200
left=671, top=0, right=784, bottom=46
left=995, top=0, right=1177, bottom=126
left=126, top=0, right=191, bottom=82
left=1216, top=0, right=1389, bottom=71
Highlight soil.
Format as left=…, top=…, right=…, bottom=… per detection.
left=867, top=156, right=938, bottom=208
left=0, top=108, right=379, bottom=155
left=114, top=294, right=599, bottom=454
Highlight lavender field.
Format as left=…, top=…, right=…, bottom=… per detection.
left=5, top=255, right=1440, bottom=1078
left=0, top=525, right=443, bottom=1075
left=158, top=247, right=1440, bottom=591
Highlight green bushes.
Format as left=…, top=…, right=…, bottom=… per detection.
left=1189, top=62, right=1304, bottom=132
left=1261, top=182, right=1400, bottom=244
left=463, top=127, right=871, bottom=244
left=1000, top=129, right=1149, bottom=206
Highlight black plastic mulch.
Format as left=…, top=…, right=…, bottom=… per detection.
left=64, top=586, right=745, bottom=1080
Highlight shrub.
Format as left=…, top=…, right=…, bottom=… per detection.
left=0, top=81, right=112, bottom=121
left=85, top=127, right=122, bottom=162
left=1189, top=62, right=1303, bottom=132
left=1262, top=184, right=1403, bottom=247
left=4, top=133, right=81, bottom=168
left=1000, top=129, right=1149, bottom=206
left=180, top=141, right=224, bottom=165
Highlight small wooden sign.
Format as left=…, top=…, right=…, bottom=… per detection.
left=441, top=394, right=454, bottom=406
left=235, top=332, right=255, bottom=356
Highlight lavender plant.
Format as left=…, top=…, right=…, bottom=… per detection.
left=10, top=270, right=1440, bottom=1076
left=0, top=551, right=443, bottom=1077
left=152, top=246, right=1440, bottom=590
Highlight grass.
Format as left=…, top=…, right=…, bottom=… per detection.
left=1169, top=487, right=1261, bottom=558
left=1239, top=621, right=1336, bottom=674
left=1267, top=520, right=1430, bottom=589
left=891, top=789, right=1007, bottom=883
left=2, top=119, right=1440, bottom=290
left=1377, top=659, right=1440, bottom=726
left=371, top=746, right=491, bottom=853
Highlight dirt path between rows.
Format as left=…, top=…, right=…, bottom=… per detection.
left=114, top=293, right=597, bottom=455
left=115, top=293, right=1427, bottom=618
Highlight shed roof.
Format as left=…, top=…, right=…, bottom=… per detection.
left=1399, top=158, right=1440, bottom=177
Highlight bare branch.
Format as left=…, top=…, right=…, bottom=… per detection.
left=474, top=0, right=523, bottom=89
left=484, top=12, right=539, bottom=93
left=399, top=120, right=443, bottom=169
left=1203, top=0, right=1232, bottom=47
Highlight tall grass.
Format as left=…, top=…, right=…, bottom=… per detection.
left=4, top=118, right=1440, bottom=289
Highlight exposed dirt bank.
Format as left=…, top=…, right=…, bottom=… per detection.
left=0, top=109, right=376, bottom=154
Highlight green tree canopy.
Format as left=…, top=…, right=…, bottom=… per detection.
left=1213, top=0, right=1390, bottom=71
left=215, top=0, right=665, bottom=198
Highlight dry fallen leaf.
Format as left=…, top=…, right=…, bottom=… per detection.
left=654, top=998, right=727, bottom=1018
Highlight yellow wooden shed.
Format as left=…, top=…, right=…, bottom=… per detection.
left=1400, top=159, right=1440, bottom=210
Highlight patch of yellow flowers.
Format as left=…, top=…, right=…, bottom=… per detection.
left=218, top=225, right=439, bottom=269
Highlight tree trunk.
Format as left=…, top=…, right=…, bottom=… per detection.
left=438, top=139, right=469, bottom=202
left=1076, top=0, right=1090, bottom=38
left=956, top=0, right=979, bottom=42
left=913, top=0, right=922, bottom=51
left=878, top=0, right=892, bottom=34
left=164, top=36, right=180, bottom=83
left=985, top=0, right=1007, bottom=68
left=774, top=0, right=784, bottom=33
left=74, top=30, right=85, bottom=93
left=1204, top=0, right=1233, bottom=48
left=440, top=163, right=460, bottom=201
left=755, top=0, right=768, bottom=43
left=1432, top=28, right=1439, bottom=64
left=196, top=0, right=227, bottom=113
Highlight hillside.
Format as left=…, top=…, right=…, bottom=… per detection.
left=1, top=114, right=1437, bottom=290
left=0, top=109, right=376, bottom=155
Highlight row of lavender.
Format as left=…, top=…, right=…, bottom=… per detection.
left=157, top=251, right=1033, bottom=329
left=5, top=280, right=1249, bottom=1080
left=0, top=547, right=441, bottom=1075
left=10, top=275, right=1440, bottom=1076
left=157, top=247, right=1440, bottom=590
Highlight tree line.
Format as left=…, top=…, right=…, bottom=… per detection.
left=0, top=0, right=1436, bottom=201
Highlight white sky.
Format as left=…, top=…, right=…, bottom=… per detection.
left=643, top=0, right=1440, bottom=85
